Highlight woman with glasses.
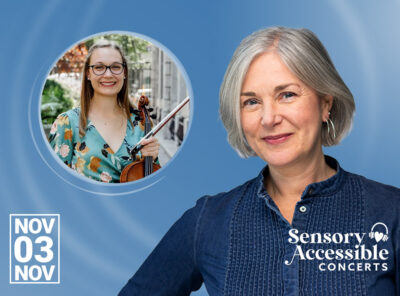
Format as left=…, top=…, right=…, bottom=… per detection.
left=49, top=40, right=159, bottom=183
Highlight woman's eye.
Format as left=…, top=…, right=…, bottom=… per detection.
left=111, top=64, right=122, bottom=71
left=281, top=92, right=296, bottom=101
left=242, top=98, right=259, bottom=107
left=94, top=65, right=105, bottom=71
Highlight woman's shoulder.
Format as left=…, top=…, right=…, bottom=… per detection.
left=345, top=173, right=400, bottom=239
left=346, top=171, right=400, bottom=202
left=56, top=107, right=80, bottom=123
left=178, top=178, right=256, bottom=245
left=194, top=177, right=256, bottom=216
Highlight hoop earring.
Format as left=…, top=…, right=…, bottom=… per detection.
left=325, top=117, right=336, bottom=139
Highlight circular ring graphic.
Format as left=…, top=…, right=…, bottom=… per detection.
left=29, top=30, right=194, bottom=195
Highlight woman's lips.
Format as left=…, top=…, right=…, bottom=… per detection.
left=100, top=81, right=117, bottom=87
left=263, top=133, right=292, bottom=145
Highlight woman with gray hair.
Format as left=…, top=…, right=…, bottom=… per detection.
left=120, top=27, right=400, bottom=295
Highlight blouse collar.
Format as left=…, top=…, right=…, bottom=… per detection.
left=256, top=155, right=346, bottom=200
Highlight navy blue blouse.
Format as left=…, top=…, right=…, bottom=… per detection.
left=119, top=156, right=400, bottom=295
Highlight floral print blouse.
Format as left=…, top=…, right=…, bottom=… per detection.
left=49, top=107, right=145, bottom=183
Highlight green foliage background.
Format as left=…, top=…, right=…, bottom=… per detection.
left=86, top=34, right=151, bottom=70
left=41, top=79, right=74, bottom=130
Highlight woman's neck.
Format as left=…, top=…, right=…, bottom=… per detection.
left=90, top=94, right=121, bottom=117
left=266, top=151, right=336, bottom=201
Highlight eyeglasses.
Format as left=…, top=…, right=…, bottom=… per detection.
left=89, top=62, right=125, bottom=75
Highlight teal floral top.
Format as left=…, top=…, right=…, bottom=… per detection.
left=49, top=107, right=145, bottom=183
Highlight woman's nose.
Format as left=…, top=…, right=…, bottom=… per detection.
left=261, top=102, right=282, bottom=127
left=103, top=68, right=113, bottom=76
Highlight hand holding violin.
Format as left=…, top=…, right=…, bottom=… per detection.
left=140, top=137, right=159, bottom=159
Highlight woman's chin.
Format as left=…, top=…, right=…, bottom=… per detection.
left=94, top=90, right=121, bottom=98
left=262, top=153, right=298, bottom=168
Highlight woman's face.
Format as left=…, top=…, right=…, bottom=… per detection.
left=240, top=51, right=332, bottom=168
left=87, top=47, right=125, bottom=99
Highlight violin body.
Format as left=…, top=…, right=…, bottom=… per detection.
left=120, top=161, right=161, bottom=182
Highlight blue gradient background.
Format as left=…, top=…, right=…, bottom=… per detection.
left=1, top=0, right=399, bottom=295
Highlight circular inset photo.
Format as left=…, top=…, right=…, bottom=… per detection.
left=41, top=32, right=191, bottom=183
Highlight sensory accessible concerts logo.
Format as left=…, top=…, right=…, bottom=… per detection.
left=9, top=214, right=60, bottom=284
left=284, top=222, right=389, bottom=272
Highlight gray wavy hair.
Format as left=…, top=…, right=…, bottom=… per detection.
left=219, top=27, right=355, bottom=158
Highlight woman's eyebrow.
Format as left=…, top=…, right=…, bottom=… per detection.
left=274, top=83, right=300, bottom=92
left=240, top=91, right=257, bottom=96
left=240, top=83, right=300, bottom=96
left=92, top=61, right=121, bottom=64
